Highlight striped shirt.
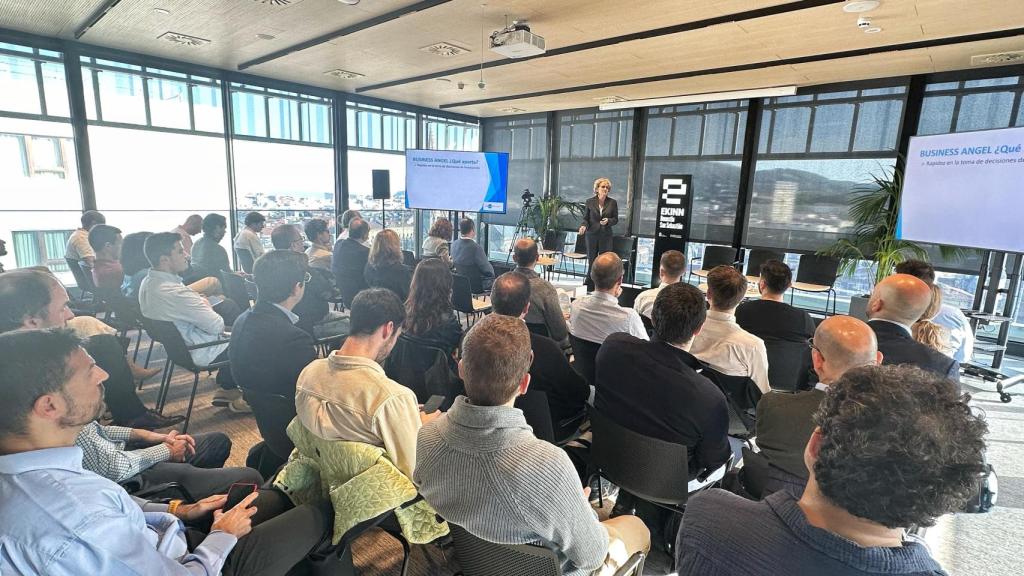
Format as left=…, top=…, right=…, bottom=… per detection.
left=75, top=421, right=171, bottom=483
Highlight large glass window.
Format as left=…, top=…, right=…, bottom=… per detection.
left=481, top=114, right=547, bottom=229
left=556, top=110, right=632, bottom=235
left=637, top=102, right=747, bottom=243
left=422, top=115, right=480, bottom=152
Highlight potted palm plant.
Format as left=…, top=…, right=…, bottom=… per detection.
left=819, top=165, right=968, bottom=317
left=526, top=195, right=585, bottom=250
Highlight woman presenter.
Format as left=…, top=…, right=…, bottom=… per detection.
left=577, top=177, right=618, bottom=270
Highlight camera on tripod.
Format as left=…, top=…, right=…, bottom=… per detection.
left=521, top=188, right=535, bottom=206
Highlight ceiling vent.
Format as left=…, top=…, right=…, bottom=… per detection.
left=593, top=96, right=628, bottom=104
left=253, top=0, right=293, bottom=5
left=157, top=32, right=211, bottom=47
left=500, top=107, right=526, bottom=113
left=324, top=69, right=364, bottom=80
left=971, top=51, right=1024, bottom=66
left=421, top=42, right=471, bottom=57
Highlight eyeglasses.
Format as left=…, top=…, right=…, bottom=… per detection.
left=302, top=271, right=312, bottom=285
left=807, top=337, right=823, bottom=359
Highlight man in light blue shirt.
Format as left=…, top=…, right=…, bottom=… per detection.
left=569, top=252, right=648, bottom=344
left=0, top=329, right=327, bottom=575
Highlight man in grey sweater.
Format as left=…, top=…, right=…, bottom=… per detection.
left=416, top=315, right=649, bottom=576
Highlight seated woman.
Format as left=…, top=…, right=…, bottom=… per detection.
left=912, top=283, right=950, bottom=355
left=404, top=258, right=463, bottom=356
left=421, top=217, right=452, bottom=266
left=364, top=229, right=414, bottom=302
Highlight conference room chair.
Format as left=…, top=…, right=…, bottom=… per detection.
left=558, top=234, right=588, bottom=278
left=701, top=365, right=763, bottom=440
left=617, top=284, right=644, bottom=309
left=541, top=230, right=567, bottom=255
left=742, top=248, right=786, bottom=283
left=764, top=339, right=813, bottom=392
left=452, top=273, right=491, bottom=326
left=383, top=332, right=464, bottom=411
left=235, top=248, right=255, bottom=274
left=612, top=236, right=636, bottom=282
left=736, top=446, right=807, bottom=501
left=525, top=322, right=551, bottom=338
left=688, top=245, right=739, bottom=284
left=491, top=261, right=513, bottom=277
left=94, top=286, right=153, bottom=374
left=402, top=249, right=418, bottom=268
left=448, top=523, right=645, bottom=576
left=454, top=261, right=488, bottom=295
left=240, top=389, right=295, bottom=478
left=219, top=270, right=253, bottom=310
left=65, top=257, right=98, bottom=302
left=569, top=334, right=602, bottom=388
left=789, top=254, right=841, bottom=315
left=142, top=316, right=230, bottom=434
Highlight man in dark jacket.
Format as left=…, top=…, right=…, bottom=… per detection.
left=332, top=217, right=370, bottom=306
left=451, top=218, right=495, bottom=291
left=272, top=224, right=346, bottom=339
left=490, top=272, right=589, bottom=441
left=866, top=274, right=959, bottom=383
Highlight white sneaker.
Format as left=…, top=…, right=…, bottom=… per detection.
left=228, top=397, right=252, bottom=414
left=212, top=388, right=242, bottom=407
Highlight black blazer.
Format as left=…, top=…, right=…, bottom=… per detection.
left=735, top=299, right=816, bottom=391
left=528, top=332, right=590, bottom=438
left=229, top=301, right=317, bottom=399
left=364, top=261, right=414, bottom=302
left=332, top=238, right=370, bottom=305
left=869, top=320, right=960, bottom=383
left=581, top=196, right=618, bottom=237
left=754, top=388, right=826, bottom=480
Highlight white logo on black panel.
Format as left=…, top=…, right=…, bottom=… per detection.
left=661, top=178, right=686, bottom=206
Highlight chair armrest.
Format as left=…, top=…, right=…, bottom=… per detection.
left=612, top=551, right=646, bottom=576
left=130, top=481, right=195, bottom=502
left=185, top=338, right=231, bottom=351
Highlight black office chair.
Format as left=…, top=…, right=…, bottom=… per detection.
left=452, top=273, right=490, bottom=325
left=448, top=524, right=644, bottom=576
left=569, top=334, right=601, bottom=387
left=617, top=284, right=643, bottom=309
left=95, top=286, right=153, bottom=371
left=383, top=332, right=464, bottom=410
left=611, top=236, right=635, bottom=281
left=514, top=390, right=557, bottom=444
left=525, top=322, right=551, bottom=338
left=791, top=254, right=841, bottom=315
left=65, top=257, right=98, bottom=302
left=743, top=248, right=786, bottom=281
left=241, top=389, right=296, bottom=465
left=142, top=316, right=230, bottom=433
left=700, top=366, right=763, bottom=439
left=542, top=230, right=567, bottom=254
left=235, top=248, right=255, bottom=274
left=559, top=234, right=588, bottom=278
left=307, top=510, right=412, bottom=576
left=402, top=249, right=418, bottom=268
left=764, top=340, right=813, bottom=392
left=220, top=270, right=252, bottom=311
left=689, top=245, right=739, bottom=283
left=454, top=262, right=488, bottom=295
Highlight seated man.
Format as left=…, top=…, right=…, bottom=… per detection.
left=676, top=364, right=986, bottom=575
left=866, top=274, right=959, bottom=382
left=332, top=217, right=371, bottom=306
left=633, top=249, right=685, bottom=319
left=295, top=288, right=438, bottom=479
left=65, top=209, right=105, bottom=266
left=895, top=259, right=974, bottom=363
left=690, top=265, right=770, bottom=393
left=271, top=224, right=347, bottom=339
left=513, top=238, right=571, bottom=350
left=490, top=272, right=589, bottom=441
left=451, top=218, right=495, bottom=291
left=304, top=218, right=334, bottom=271
left=88, top=223, right=125, bottom=293
left=0, top=268, right=178, bottom=429
left=0, top=328, right=328, bottom=575
left=735, top=259, right=817, bottom=390
left=139, top=232, right=247, bottom=412
left=752, top=316, right=881, bottom=496
left=189, top=213, right=232, bottom=283
left=570, top=252, right=648, bottom=344
left=172, top=213, right=203, bottom=258
left=595, top=282, right=731, bottom=484
left=416, top=315, right=650, bottom=576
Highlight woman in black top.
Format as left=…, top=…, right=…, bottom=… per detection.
left=577, top=177, right=618, bottom=270
left=364, top=229, right=414, bottom=302
left=404, top=258, right=462, bottom=356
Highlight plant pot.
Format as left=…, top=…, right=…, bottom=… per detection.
left=848, top=294, right=870, bottom=321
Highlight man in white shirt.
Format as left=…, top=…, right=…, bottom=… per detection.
left=570, top=252, right=648, bottom=344
left=690, top=265, right=770, bottom=393
left=171, top=214, right=202, bottom=258
left=303, top=218, right=334, bottom=271
left=234, top=211, right=267, bottom=260
left=64, top=210, right=105, bottom=265
left=633, top=249, right=685, bottom=319
left=139, top=232, right=248, bottom=412
left=895, top=259, right=974, bottom=363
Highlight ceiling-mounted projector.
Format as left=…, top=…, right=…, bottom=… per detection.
left=490, top=21, right=545, bottom=58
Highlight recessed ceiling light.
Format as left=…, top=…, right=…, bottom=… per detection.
left=323, top=68, right=364, bottom=80
left=864, top=26, right=883, bottom=33
left=500, top=107, right=525, bottom=113
left=152, top=8, right=171, bottom=15
left=592, top=96, right=627, bottom=104
left=337, top=0, right=360, bottom=4
left=843, top=0, right=880, bottom=13
left=255, top=33, right=276, bottom=40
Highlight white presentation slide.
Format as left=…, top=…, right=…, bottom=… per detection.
left=899, top=126, right=1024, bottom=253
left=405, top=150, right=508, bottom=213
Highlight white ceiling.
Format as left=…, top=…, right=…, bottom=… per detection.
left=1, top=0, right=1022, bottom=117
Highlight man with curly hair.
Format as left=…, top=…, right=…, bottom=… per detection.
left=676, top=364, right=987, bottom=575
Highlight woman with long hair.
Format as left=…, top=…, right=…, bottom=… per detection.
left=364, top=229, right=414, bottom=302
left=912, top=283, right=950, bottom=354
left=404, top=258, right=462, bottom=355
left=422, top=217, right=453, bottom=265
left=577, top=177, right=618, bottom=272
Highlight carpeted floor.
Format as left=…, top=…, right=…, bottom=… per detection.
left=135, top=334, right=1024, bottom=576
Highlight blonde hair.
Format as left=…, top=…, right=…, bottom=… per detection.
left=912, top=284, right=948, bottom=353
left=592, top=178, right=612, bottom=194
left=368, top=229, right=403, bottom=268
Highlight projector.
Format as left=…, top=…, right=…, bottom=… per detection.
left=490, top=23, right=545, bottom=58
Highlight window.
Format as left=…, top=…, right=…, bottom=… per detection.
left=422, top=115, right=480, bottom=151
left=229, top=84, right=331, bottom=144
left=347, top=102, right=415, bottom=151
left=0, top=47, right=68, bottom=117
left=481, top=114, right=548, bottom=227
left=347, top=149, right=414, bottom=251
left=557, top=110, right=633, bottom=234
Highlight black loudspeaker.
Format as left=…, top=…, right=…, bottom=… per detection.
left=372, top=169, right=390, bottom=200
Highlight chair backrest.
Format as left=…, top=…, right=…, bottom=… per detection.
left=525, top=322, right=550, bottom=338
left=140, top=316, right=198, bottom=370
left=763, top=339, right=813, bottom=392
left=513, top=390, right=556, bottom=443
left=66, top=258, right=97, bottom=294
left=744, top=248, right=786, bottom=277
left=701, top=245, right=739, bottom=271
left=617, top=284, right=643, bottom=309
left=235, top=248, right=255, bottom=274
left=572, top=233, right=586, bottom=254
left=699, top=366, right=762, bottom=437
left=738, top=446, right=771, bottom=500
left=402, top=249, right=418, bottom=268
left=451, top=273, right=477, bottom=313
left=589, top=407, right=690, bottom=506
left=448, top=524, right=562, bottom=576
left=454, top=262, right=486, bottom=294
left=795, top=254, right=840, bottom=287
left=612, top=236, right=635, bottom=262
left=241, top=389, right=296, bottom=460
left=569, top=334, right=601, bottom=387
left=220, top=270, right=252, bottom=310
left=98, top=288, right=143, bottom=326
left=382, top=332, right=464, bottom=408
left=492, top=262, right=514, bottom=277
left=542, top=230, right=567, bottom=253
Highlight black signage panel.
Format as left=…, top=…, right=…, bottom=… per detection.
left=651, top=174, right=694, bottom=287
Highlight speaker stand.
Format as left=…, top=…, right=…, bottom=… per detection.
left=381, top=199, right=387, bottom=229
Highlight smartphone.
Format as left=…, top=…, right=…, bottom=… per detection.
left=223, top=482, right=258, bottom=511
left=421, top=395, right=446, bottom=414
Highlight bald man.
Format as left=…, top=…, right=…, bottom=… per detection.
left=172, top=214, right=203, bottom=257
left=749, top=316, right=882, bottom=495
left=569, top=252, right=648, bottom=344
left=513, top=238, right=570, bottom=349
left=867, top=273, right=959, bottom=382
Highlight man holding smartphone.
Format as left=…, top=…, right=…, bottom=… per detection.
left=0, top=329, right=328, bottom=575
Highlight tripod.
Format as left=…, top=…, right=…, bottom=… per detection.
left=505, top=190, right=533, bottom=265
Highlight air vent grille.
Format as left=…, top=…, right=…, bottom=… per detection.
left=324, top=69, right=364, bottom=80
left=593, top=96, right=628, bottom=104
left=253, top=0, right=293, bottom=5
left=157, top=32, right=211, bottom=47
left=421, top=42, right=471, bottom=57
left=971, top=51, right=1024, bottom=66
